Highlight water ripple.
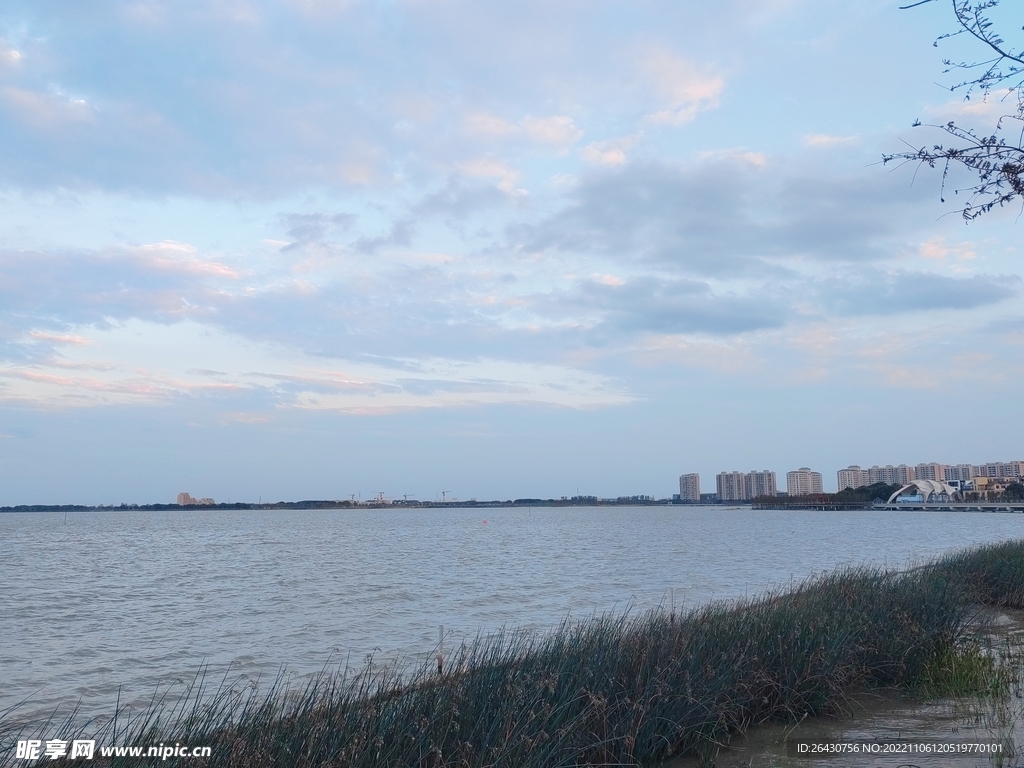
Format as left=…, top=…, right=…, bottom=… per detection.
left=1, top=505, right=1021, bottom=723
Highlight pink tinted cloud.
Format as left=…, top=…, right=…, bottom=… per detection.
left=29, top=331, right=94, bottom=346
left=128, top=241, right=240, bottom=279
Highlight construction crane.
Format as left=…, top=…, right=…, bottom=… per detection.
left=440, top=490, right=452, bottom=502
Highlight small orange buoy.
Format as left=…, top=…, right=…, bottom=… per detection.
left=482, top=519, right=488, bottom=525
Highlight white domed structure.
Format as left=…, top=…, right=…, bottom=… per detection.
left=887, top=479, right=959, bottom=504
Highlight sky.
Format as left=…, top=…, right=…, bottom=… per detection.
left=1, top=0, right=1022, bottom=504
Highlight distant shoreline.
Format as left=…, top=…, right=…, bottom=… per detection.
left=0, top=497, right=709, bottom=513
left=7, top=498, right=1024, bottom=512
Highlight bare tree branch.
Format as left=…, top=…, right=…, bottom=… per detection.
left=883, top=0, right=1023, bottom=220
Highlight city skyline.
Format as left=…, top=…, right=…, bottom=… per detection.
left=1, top=1, right=1022, bottom=504
left=682, top=458, right=1023, bottom=497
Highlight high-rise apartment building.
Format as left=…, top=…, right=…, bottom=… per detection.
left=867, top=464, right=916, bottom=485
left=914, top=462, right=947, bottom=481
left=973, top=461, right=1024, bottom=479
left=833, top=460, right=1024, bottom=490
left=716, top=471, right=747, bottom=502
left=894, top=465, right=916, bottom=484
left=837, top=465, right=869, bottom=491
left=177, top=491, right=214, bottom=506
left=716, top=470, right=777, bottom=501
left=944, top=464, right=974, bottom=483
left=787, top=467, right=823, bottom=496
left=678, top=473, right=701, bottom=502
left=866, top=465, right=890, bottom=484
left=745, top=470, right=778, bottom=499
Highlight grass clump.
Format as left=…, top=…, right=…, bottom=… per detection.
left=4, top=540, right=1024, bottom=767
left=936, top=540, right=1024, bottom=609
left=912, top=640, right=1007, bottom=699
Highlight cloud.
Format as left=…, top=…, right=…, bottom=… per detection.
left=923, top=96, right=1019, bottom=123
left=515, top=159, right=768, bottom=272
left=520, top=116, right=583, bottom=148
left=2, top=87, right=95, bottom=131
left=122, top=2, right=170, bottom=26
left=283, top=0, right=358, bottom=20
left=351, top=219, right=416, bottom=255
left=0, top=1, right=734, bottom=200
left=818, top=271, right=1018, bottom=316
left=4, top=140, right=1013, bottom=395
left=281, top=212, right=357, bottom=246
left=0, top=39, right=22, bottom=67
left=518, top=155, right=943, bottom=276
left=413, top=178, right=511, bottom=219
left=538, top=277, right=786, bottom=341
left=917, top=237, right=976, bottom=262
left=128, top=241, right=241, bottom=278
left=803, top=133, right=859, bottom=147
left=642, top=51, right=724, bottom=125
left=0, top=320, right=634, bottom=412
left=219, top=410, right=271, bottom=424
left=0, top=245, right=240, bottom=336
left=458, top=157, right=526, bottom=194
left=631, top=334, right=761, bottom=373
left=581, top=136, right=637, bottom=166
left=463, top=113, right=519, bottom=138
left=28, top=331, right=94, bottom=347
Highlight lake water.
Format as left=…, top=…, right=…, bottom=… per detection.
left=1, top=505, right=1021, bottom=726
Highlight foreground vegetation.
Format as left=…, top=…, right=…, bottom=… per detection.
left=4, top=541, right=1024, bottom=767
